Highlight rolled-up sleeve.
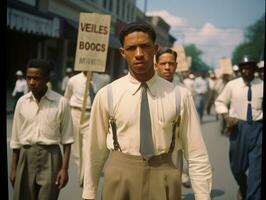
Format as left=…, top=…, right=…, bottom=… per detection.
left=82, top=87, right=110, bottom=199
left=214, top=83, right=231, bottom=114
left=179, top=89, right=212, bottom=200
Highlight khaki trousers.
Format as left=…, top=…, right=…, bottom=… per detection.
left=102, top=151, right=181, bottom=200
left=13, top=144, right=62, bottom=200
left=70, top=108, right=90, bottom=186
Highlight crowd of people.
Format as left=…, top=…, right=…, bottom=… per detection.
left=9, top=21, right=263, bottom=200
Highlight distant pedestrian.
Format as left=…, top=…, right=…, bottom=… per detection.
left=213, top=73, right=231, bottom=133
left=12, top=70, right=28, bottom=111
left=183, top=72, right=195, bottom=97
left=9, top=59, right=74, bottom=200
left=194, top=71, right=209, bottom=123
left=206, top=71, right=217, bottom=115
left=215, top=55, right=263, bottom=200
left=61, top=68, right=73, bottom=93
left=64, top=71, right=94, bottom=187
left=257, top=60, right=264, bottom=80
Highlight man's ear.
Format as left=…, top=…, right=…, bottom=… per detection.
left=119, top=47, right=126, bottom=59
left=154, top=63, right=158, bottom=71
left=154, top=44, right=159, bottom=55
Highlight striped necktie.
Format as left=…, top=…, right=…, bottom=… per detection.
left=139, top=83, right=154, bottom=160
left=247, top=83, right=252, bottom=122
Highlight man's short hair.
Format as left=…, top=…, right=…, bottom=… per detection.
left=119, top=21, right=156, bottom=46
left=26, top=59, right=53, bottom=77
left=155, top=48, right=177, bottom=63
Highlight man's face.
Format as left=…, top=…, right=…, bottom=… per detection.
left=26, top=67, right=48, bottom=97
left=119, top=31, right=158, bottom=81
left=239, top=64, right=256, bottom=83
left=155, top=53, right=177, bottom=82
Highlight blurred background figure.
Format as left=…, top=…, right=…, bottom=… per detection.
left=182, top=72, right=195, bottom=97
left=64, top=71, right=94, bottom=187
left=213, top=73, right=232, bottom=133
left=257, top=59, right=264, bottom=81
left=194, top=71, right=209, bottom=123
left=232, top=65, right=240, bottom=78
left=61, top=67, right=73, bottom=93
left=12, top=70, right=28, bottom=111
left=91, top=72, right=111, bottom=94
left=206, top=71, right=217, bottom=115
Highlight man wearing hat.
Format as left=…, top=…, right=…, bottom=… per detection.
left=12, top=70, right=28, bottom=111
left=215, top=55, right=263, bottom=200
left=257, top=60, right=264, bottom=80
left=61, top=68, right=73, bottom=93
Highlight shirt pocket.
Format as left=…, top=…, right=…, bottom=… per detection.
left=156, top=120, right=176, bottom=151
left=41, top=108, right=60, bottom=140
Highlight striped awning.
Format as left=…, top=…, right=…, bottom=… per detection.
left=7, top=7, right=60, bottom=38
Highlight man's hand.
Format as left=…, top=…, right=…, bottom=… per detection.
left=56, top=168, right=69, bottom=189
left=223, top=114, right=238, bottom=136
left=9, top=169, right=16, bottom=187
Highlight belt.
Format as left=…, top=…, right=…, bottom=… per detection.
left=111, top=150, right=171, bottom=163
left=71, top=106, right=91, bottom=112
left=22, top=144, right=59, bottom=149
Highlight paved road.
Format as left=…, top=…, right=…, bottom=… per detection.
left=6, top=112, right=238, bottom=200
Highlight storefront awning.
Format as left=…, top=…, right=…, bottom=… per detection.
left=7, top=7, right=60, bottom=38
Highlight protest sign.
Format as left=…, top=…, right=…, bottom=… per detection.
left=74, top=13, right=111, bottom=72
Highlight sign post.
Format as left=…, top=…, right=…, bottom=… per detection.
left=74, top=13, right=111, bottom=124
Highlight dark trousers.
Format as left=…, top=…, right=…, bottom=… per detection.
left=229, top=121, right=262, bottom=200
left=102, top=151, right=181, bottom=200
left=195, top=94, right=207, bottom=122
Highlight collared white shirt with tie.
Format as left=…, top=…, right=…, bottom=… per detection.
left=83, top=73, right=212, bottom=200
left=215, top=77, right=263, bottom=121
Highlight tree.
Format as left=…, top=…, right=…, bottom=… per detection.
left=232, top=15, right=265, bottom=64
left=184, top=44, right=210, bottom=72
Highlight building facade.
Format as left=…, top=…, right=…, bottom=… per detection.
left=7, top=0, right=176, bottom=92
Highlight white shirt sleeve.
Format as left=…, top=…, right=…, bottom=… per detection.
left=179, top=89, right=212, bottom=200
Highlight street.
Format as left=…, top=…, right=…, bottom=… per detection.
left=6, top=112, right=238, bottom=200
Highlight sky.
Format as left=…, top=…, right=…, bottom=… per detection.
left=136, top=0, right=265, bottom=68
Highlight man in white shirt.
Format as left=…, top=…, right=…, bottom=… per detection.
left=82, top=22, right=212, bottom=200
left=12, top=70, right=28, bottom=111
left=64, top=71, right=94, bottom=187
left=10, top=59, right=74, bottom=200
left=194, top=72, right=209, bottom=122
left=61, top=67, right=73, bottom=93
left=215, top=55, right=263, bottom=200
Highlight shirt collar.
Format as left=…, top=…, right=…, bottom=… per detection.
left=240, top=77, right=261, bottom=87
left=126, top=72, right=158, bottom=97
left=26, top=89, right=56, bottom=102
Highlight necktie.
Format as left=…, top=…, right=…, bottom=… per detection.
left=140, top=83, right=154, bottom=160
left=247, top=83, right=253, bottom=122
left=89, top=81, right=95, bottom=103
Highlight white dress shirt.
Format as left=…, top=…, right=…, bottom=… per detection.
left=215, top=77, right=263, bottom=121
left=12, top=78, right=28, bottom=96
left=82, top=73, right=212, bottom=200
left=194, top=76, right=209, bottom=94
left=10, top=89, right=74, bottom=149
left=64, top=73, right=92, bottom=109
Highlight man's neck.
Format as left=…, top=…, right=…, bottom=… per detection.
left=130, top=69, right=155, bottom=83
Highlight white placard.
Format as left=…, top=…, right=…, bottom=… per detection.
left=218, top=57, right=233, bottom=75
left=74, top=13, right=111, bottom=72
left=172, top=47, right=189, bottom=72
